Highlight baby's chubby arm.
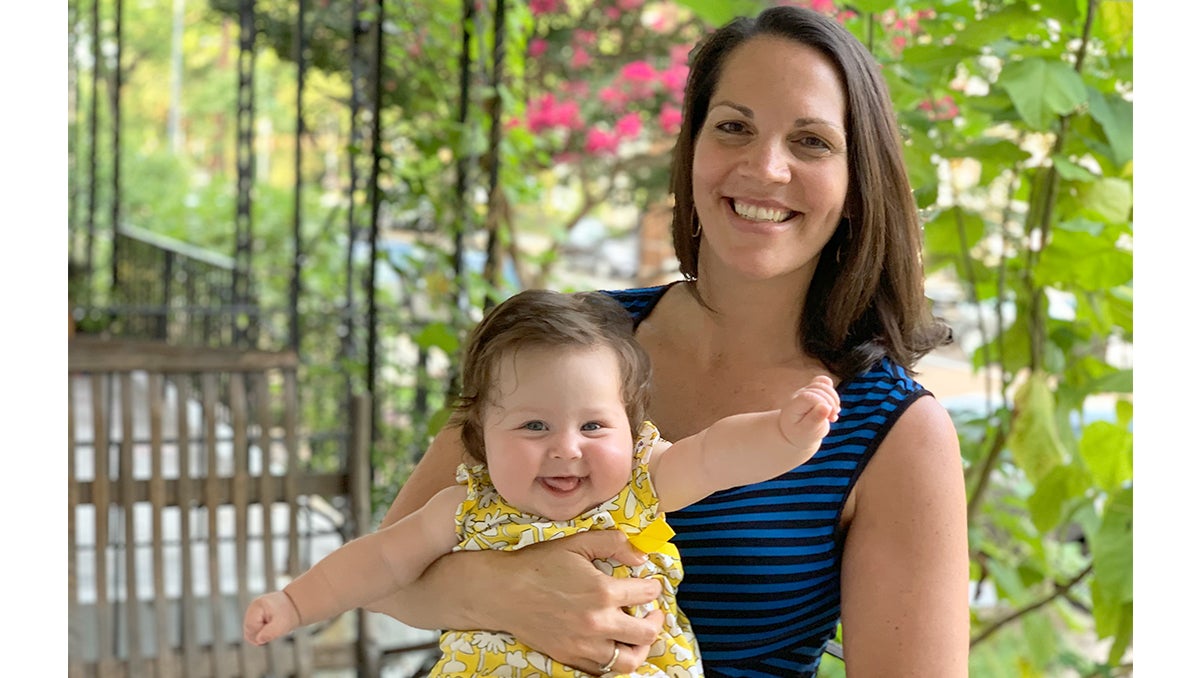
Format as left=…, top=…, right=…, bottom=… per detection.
left=243, top=485, right=465, bottom=646
left=651, top=376, right=840, bottom=513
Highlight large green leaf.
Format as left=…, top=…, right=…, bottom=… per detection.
left=1078, top=177, right=1133, bottom=224
left=1087, top=88, right=1133, bottom=167
left=1027, top=463, right=1091, bottom=532
left=1090, top=486, right=1133, bottom=602
left=1009, top=372, right=1067, bottom=482
left=1080, top=421, right=1132, bottom=492
left=672, top=0, right=763, bottom=26
left=1035, top=224, right=1132, bottom=291
left=998, top=58, right=1088, bottom=130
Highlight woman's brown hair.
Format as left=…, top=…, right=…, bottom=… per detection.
left=669, top=6, right=951, bottom=379
left=448, top=290, right=652, bottom=463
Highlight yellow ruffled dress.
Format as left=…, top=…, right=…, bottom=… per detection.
left=426, top=421, right=703, bottom=678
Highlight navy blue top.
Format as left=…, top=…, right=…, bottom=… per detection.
left=602, top=284, right=931, bottom=678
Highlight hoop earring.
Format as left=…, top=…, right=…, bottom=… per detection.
left=692, top=216, right=702, bottom=238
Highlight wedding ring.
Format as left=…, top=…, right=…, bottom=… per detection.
left=599, top=645, right=620, bottom=673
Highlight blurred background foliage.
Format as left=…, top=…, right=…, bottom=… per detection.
left=67, top=0, right=1132, bottom=675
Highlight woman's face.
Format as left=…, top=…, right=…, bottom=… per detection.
left=692, top=35, right=849, bottom=283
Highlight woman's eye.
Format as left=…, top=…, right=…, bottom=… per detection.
left=581, top=422, right=602, bottom=432
left=522, top=421, right=548, bottom=431
left=793, top=135, right=832, bottom=151
left=715, top=120, right=749, bottom=135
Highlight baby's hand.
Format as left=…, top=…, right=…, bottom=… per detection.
left=778, top=376, right=840, bottom=454
left=243, top=591, right=301, bottom=646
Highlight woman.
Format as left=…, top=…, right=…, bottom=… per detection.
left=369, top=6, right=969, bottom=677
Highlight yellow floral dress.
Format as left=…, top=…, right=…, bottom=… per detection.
left=427, top=421, right=704, bottom=678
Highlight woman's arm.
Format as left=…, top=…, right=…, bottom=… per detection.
left=364, top=424, right=666, bottom=674
left=839, top=396, right=970, bottom=677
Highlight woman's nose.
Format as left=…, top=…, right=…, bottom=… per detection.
left=741, top=138, right=791, bottom=184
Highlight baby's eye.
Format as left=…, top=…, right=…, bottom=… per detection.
left=581, top=422, right=602, bottom=432
left=521, top=421, right=548, bottom=431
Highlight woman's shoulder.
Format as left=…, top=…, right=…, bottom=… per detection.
left=599, top=282, right=680, bottom=326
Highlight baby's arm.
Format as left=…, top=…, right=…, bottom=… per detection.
left=651, top=376, right=840, bottom=513
left=242, top=484, right=465, bottom=646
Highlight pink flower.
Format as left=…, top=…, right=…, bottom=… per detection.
left=660, top=63, right=689, bottom=100
left=571, top=47, right=592, bottom=69
left=891, top=35, right=907, bottom=50
left=585, top=128, right=620, bottom=155
left=615, top=113, right=642, bottom=139
left=836, top=10, right=857, bottom=24
left=658, top=105, right=682, bottom=135
left=599, top=86, right=628, bottom=111
left=605, top=7, right=620, bottom=20
left=620, top=61, right=658, bottom=83
left=810, top=0, right=835, bottom=13
left=617, top=0, right=644, bottom=9
left=529, top=38, right=548, bottom=58
left=574, top=30, right=596, bottom=45
left=530, top=0, right=559, bottom=16
left=670, top=44, right=691, bottom=66
left=549, top=99, right=583, bottom=130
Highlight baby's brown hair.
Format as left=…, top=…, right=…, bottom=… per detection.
left=448, top=290, right=652, bottom=464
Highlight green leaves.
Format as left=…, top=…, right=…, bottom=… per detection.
left=998, top=58, right=1088, bottom=130
left=1010, top=372, right=1067, bottom=482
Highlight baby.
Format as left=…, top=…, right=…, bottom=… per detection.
left=243, top=289, right=839, bottom=677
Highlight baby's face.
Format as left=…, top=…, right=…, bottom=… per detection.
left=481, top=345, right=634, bottom=521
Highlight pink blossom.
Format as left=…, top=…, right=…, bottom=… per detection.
left=527, top=94, right=584, bottom=133
left=605, top=7, right=620, bottom=20
left=617, top=0, right=644, bottom=9
left=615, top=113, right=642, bottom=139
left=835, top=10, right=857, bottom=24
left=530, top=0, right=559, bottom=16
left=891, top=35, right=907, bottom=50
left=585, top=128, right=620, bottom=155
left=658, top=105, right=682, bottom=135
left=599, top=86, right=628, bottom=111
left=550, top=99, right=583, bottom=130
left=810, top=0, right=835, bottom=13
left=660, top=63, right=689, bottom=100
left=571, top=47, right=592, bottom=69
left=574, top=30, right=596, bottom=45
left=670, top=44, right=691, bottom=66
left=620, top=61, right=658, bottom=83
left=528, top=38, right=548, bottom=58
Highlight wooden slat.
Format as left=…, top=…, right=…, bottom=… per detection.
left=69, top=338, right=298, bottom=374
left=68, top=635, right=356, bottom=678
left=91, top=377, right=113, bottom=672
left=68, top=376, right=83, bottom=678
left=119, top=372, right=142, bottom=668
left=201, top=373, right=229, bottom=678
left=70, top=472, right=351, bottom=508
left=256, top=376, right=285, bottom=675
left=283, top=370, right=313, bottom=677
left=229, top=373, right=254, bottom=677
left=174, top=374, right=200, bottom=674
left=147, top=373, right=175, bottom=678
left=351, top=394, right=379, bottom=674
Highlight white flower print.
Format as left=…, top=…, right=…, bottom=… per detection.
left=469, top=631, right=513, bottom=654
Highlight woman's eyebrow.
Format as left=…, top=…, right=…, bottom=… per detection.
left=710, top=100, right=843, bottom=131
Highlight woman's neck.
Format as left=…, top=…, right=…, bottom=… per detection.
left=686, top=269, right=815, bottom=368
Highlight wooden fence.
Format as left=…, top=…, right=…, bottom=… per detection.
left=68, top=338, right=375, bottom=677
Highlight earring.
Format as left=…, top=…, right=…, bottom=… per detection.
left=692, top=215, right=702, bottom=238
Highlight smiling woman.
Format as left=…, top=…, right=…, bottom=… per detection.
left=369, top=7, right=967, bottom=678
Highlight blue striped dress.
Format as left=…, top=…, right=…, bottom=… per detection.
left=602, top=285, right=932, bottom=678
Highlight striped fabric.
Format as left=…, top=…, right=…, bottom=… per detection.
left=602, top=285, right=931, bottom=677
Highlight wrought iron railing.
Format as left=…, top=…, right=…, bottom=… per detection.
left=70, top=225, right=263, bottom=349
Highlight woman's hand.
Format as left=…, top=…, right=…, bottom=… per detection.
left=485, top=530, right=667, bottom=675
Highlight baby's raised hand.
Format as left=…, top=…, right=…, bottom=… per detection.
left=778, top=376, right=840, bottom=454
left=243, top=591, right=301, bottom=646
